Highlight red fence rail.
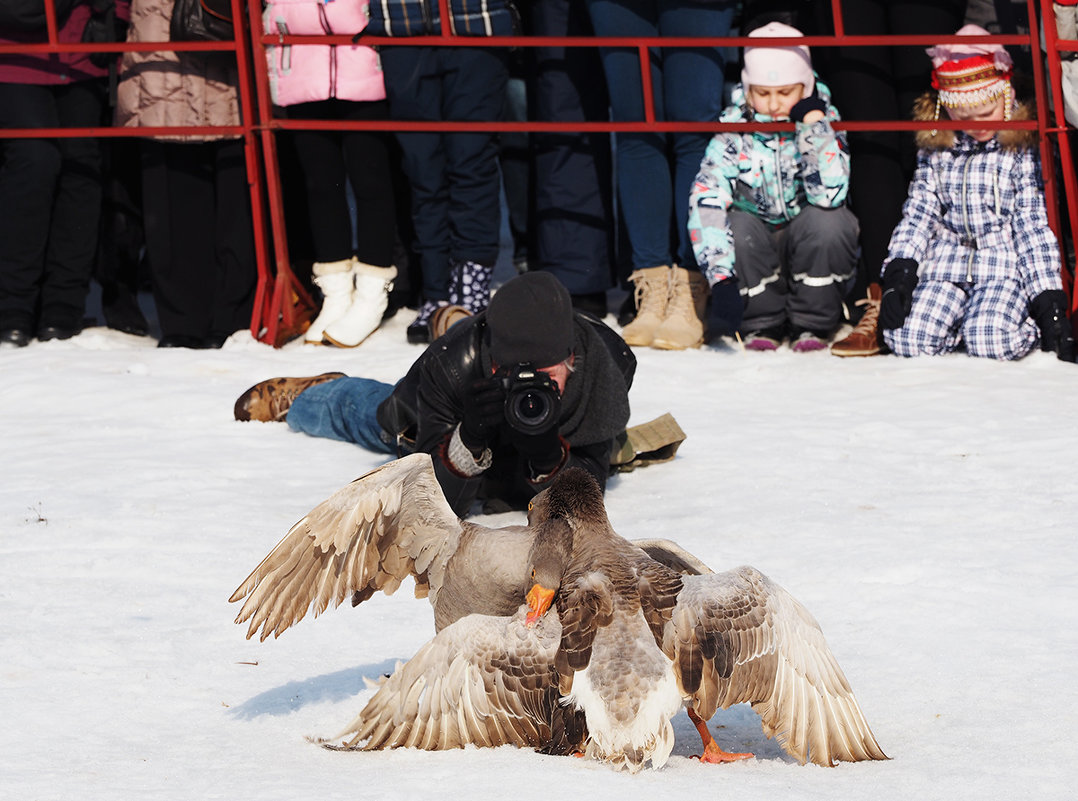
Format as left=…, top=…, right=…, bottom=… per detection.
left=2, top=0, right=1075, bottom=344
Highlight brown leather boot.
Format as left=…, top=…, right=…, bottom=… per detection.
left=429, top=304, right=472, bottom=341
left=830, top=284, right=882, bottom=357
left=234, top=372, right=347, bottom=422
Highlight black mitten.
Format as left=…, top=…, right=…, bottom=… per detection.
left=706, top=278, right=743, bottom=339
left=1030, top=289, right=1076, bottom=363
left=790, top=96, right=827, bottom=123
left=460, top=376, right=505, bottom=453
left=507, top=426, right=565, bottom=475
left=879, top=258, right=919, bottom=330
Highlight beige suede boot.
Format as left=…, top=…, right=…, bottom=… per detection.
left=305, top=258, right=356, bottom=344
left=651, top=268, right=708, bottom=350
left=620, top=266, right=671, bottom=347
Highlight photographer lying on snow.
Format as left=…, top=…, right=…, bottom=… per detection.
left=235, top=272, right=635, bottom=516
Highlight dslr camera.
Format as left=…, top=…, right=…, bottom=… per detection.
left=499, top=363, right=561, bottom=434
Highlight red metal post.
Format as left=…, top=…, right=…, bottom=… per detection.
left=230, top=0, right=275, bottom=342
left=244, top=0, right=315, bottom=346
left=830, top=0, right=845, bottom=39
left=1040, top=0, right=1078, bottom=309
left=638, top=44, right=657, bottom=125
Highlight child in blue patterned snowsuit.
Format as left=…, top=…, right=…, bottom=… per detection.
left=878, top=25, right=1075, bottom=362
left=688, top=22, right=859, bottom=352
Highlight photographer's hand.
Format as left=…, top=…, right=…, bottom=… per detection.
left=460, top=376, right=504, bottom=455
left=507, top=425, right=566, bottom=480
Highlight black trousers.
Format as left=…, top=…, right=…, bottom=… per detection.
left=284, top=99, right=396, bottom=267
left=0, top=79, right=105, bottom=331
left=140, top=139, right=256, bottom=340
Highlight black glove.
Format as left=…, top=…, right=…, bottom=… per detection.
left=459, top=376, right=505, bottom=454
left=790, top=96, right=827, bottom=123
left=879, top=258, right=919, bottom=330
left=506, top=426, right=565, bottom=475
left=1030, top=289, right=1076, bottom=363
left=706, top=278, right=743, bottom=339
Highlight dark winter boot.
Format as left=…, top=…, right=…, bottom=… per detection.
left=448, top=260, right=494, bottom=315
left=1030, top=289, right=1076, bottom=362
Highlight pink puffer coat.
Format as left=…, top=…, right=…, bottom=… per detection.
left=263, top=0, right=384, bottom=107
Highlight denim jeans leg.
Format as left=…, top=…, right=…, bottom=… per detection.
left=381, top=46, right=452, bottom=302
left=586, top=0, right=671, bottom=269
left=659, top=2, right=733, bottom=267
left=286, top=376, right=397, bottom=454
left=441, top=47, right=507, bottom=266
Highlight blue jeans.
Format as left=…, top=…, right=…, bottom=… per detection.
left=585, top=0, right=735, bottom=270
left=286, top=377, right=397, bottom=454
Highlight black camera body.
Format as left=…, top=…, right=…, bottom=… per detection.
left=500, top=363, right=561, bottom=434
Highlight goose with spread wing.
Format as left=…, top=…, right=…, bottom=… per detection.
left=324, top=465, right=887, bottom=771
left=230, top=452, right=708, bottom=639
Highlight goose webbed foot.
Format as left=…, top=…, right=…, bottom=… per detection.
left=687, top=707, right=754, bottom=764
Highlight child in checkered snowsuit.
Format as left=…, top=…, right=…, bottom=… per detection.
left=879, top=25, right=1075, bottom=362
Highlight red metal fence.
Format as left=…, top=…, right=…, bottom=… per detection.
left=2, top=0, right=1076, bottom=345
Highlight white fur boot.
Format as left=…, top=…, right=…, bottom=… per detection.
left=305, top=258, right=357, bottom=345
left=322, top=262, right=397, bottom=348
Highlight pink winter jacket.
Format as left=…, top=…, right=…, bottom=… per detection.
left=263, top=0, right=384, bottom=107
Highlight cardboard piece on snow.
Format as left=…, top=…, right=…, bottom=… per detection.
left=610, top=413, right=686, bottom=472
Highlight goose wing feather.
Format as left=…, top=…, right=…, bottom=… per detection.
left=329, top=607, right=563, bottom=751
left=663, top=565, right=887, bottom=766
left=229, top=453, right=465, bottom=641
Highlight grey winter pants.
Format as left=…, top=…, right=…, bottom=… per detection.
left=730, top=205, right=859, bottom=334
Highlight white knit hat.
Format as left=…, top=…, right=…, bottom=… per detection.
left=741, top=21, right=815, bottom=96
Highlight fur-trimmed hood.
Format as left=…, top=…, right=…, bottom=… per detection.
left=912, top=91, right=1036, bottom=150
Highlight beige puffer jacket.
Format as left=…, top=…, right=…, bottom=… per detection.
left=115, top=0, right=241, bottom=142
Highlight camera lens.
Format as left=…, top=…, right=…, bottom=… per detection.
left=512, top=389, right=552, bottom=428
left=502, top=363, right=561, bottom=434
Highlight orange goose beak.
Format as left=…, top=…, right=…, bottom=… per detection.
left=525, top=583, right=556, bottom=627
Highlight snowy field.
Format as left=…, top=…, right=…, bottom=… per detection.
left=2, top=289, right=1077, bottom=800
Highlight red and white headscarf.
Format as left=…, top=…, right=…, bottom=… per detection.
left=927, top=24, right=1014, bottom=118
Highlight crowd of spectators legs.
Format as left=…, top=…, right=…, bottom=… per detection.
left=0, top=0, right=1073, bottom=362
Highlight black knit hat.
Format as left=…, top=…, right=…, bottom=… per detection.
left=487, top=272, right=574, bottom=367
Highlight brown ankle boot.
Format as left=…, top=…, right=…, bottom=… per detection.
left=830, top=284, right=882, bottom=357
left=234, top=372, right=347, bottom=422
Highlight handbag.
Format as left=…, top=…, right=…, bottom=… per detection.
left=170, top=0, right=233, bottom=42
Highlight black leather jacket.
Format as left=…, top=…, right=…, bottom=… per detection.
left=377, top=311, right=635, bottom=516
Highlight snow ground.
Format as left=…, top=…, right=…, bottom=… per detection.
left=2, top=294, right=1077, bottom=800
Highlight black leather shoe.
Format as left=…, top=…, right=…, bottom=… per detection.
left=406, top=318, right=432, bottom=345
left=37, top=325, right=78, bottom=342
left=202, top=333, right=229, bottom=349
left=158, top=334, right=207, bottom=349
left=1, top=328, right=31, bottom=347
